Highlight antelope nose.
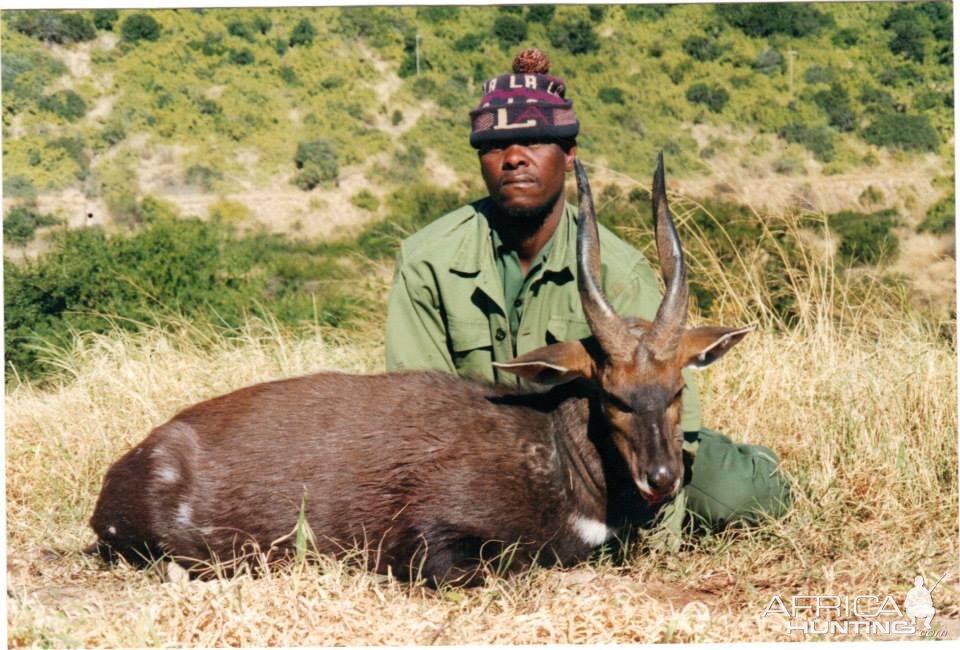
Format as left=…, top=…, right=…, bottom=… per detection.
left=648, top=466, right=676, bottom=493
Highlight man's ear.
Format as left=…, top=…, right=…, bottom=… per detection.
left=564, top=145, right=578, bottom=171
left=678, top=326, right=753, bottom=370
left=493, top=339, right=594, bottom=385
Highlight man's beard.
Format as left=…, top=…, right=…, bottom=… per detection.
left=490, top=187, right=564, bottom=246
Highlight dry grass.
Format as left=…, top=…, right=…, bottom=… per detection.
left=5, top=203, right=958, bottom=645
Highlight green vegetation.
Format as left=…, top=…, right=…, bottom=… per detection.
left=37, top=89, right=87, bottom=122
left=918, top=193, right=955, bottom=235
left=827, top=208, right=901, bottom=265
left=862, top=113, right=940, bottom=152
left=717, top=3, right=833, bottom=38
left=11, top=10, right=95, bottom=44
left=120, top=13, right=161, bottom=43
left=686, top=83, right=729, bottom=113
left=293, top=139, right=339, bottom=190
left=3, top=204, right=60, bottom=246
left=92, top=9, right=119, bottom=31
left=492, top=14, right=527, bottom=49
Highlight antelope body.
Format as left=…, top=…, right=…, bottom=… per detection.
left=89, top=155, right=750, bottom=585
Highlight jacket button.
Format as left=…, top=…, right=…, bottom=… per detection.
left=495, top=328, right=506, bottom=341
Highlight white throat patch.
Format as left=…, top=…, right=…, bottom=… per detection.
left=572, top=516, right=612, bottom=546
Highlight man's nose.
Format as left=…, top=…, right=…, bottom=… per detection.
left=502, top=144, right=531, bottom=169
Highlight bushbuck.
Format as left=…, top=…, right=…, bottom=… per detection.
left=88, top=154, right=751, bottom=585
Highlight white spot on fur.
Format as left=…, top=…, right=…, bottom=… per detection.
left=176, top=502, right=192, bottom=527
left=108, top=525, right=116, bottom=535
left=572, top=516, right=612, bottom=546
left=157, top=464, right=179, bottom=483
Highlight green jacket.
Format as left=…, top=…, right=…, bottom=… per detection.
left=384, top=197, right=702, bottom=432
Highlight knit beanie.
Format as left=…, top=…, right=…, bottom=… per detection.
left=469, top=48, right=580, bottom=149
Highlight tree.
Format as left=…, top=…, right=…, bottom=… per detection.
left=289, top=19, right=316, bottom=47
left=493, top=15, right=528, bottom=49
left=548, top=17, right=600, bottom=55
left=121, top=13, right=161, bottom=43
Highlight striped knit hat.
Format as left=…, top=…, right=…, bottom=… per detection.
left=469, top=48, right=580, bottom=149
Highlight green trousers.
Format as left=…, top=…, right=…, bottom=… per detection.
left=648, top=428, right=791, bottom=548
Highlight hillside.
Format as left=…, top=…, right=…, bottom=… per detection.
left=2, top=3, right=956, bottom=382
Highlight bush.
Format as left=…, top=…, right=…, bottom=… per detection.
left=717, top=3, right=833, bottom=37
left=391, top=110, right=403, bottom=126
left=293, top=139, right=338, bottom=190
left=862, top=114, right=940, bottom=152
left=859, top=86, right=896, bottom=114
left=3, top=176, right=37, bottom=200
left=228, top=48, right=255, bottom=65
left=813, top=83, right=857, bottom=132
left=37, top=90, right=87, bottom=122
left=12, top=11, right=96, bottom=43
left=828, top=209, right=900, bottom=266
left=3, top=204, right=59, bottom=246
left=754, top=48, right=784, bottom=74
left=492, top=15, right=528, bottom=48
left=918, top=194, right=955, bottom=235
left=121, top=13, right=161, bottom=43
left=598, top=87, right=626, bottom=105
left=454, top=33, right=484, bottom=52
left=803, top=66, right=835, bottom=85
left=778, top=123, right=835, bottom=161
left=888, top=19, right=928, bottom=63
left=92, top=9, right=119, bottom=31
left=624, top=5, right=671, bottom=21
left=832, top=27, right=859, bottom=48
left=227, top=20, right=256, bottom=42
left=548, top=17, right=600, bottom=55
left=350, top=189, right=380, bottom=212
left=274, top=37, right=288, bottom=55
left=528, top=5, right=556, bottom=24
left=184, top=164, right=222, bottom=190
left=253, top=16, right=272, bottom=35
left=686, top=82, right=729, bottom=113
left=682, top=35, right=723, bottom=62
left=289, top=19, right=316, bottom=47
left=418, top=7, right=459, bottom=23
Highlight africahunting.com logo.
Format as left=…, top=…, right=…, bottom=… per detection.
left=761, top=573, right=947, bottom=637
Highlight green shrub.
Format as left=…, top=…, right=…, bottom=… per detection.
left=228, top=48, right=255, bottom=65
left=828, top=208, right=900, bottom=266
left=492, top=15, right=528, bottom=49
left=46, top=136, right=89, bottom=178
left=356, top=183, right=462, bottom=260
left=274, top=37, right=288, bottom=55
left=227, top=20, right=256, bottom=42
left=598, top=87, right=626, bottom=105
left=184, top=164, right=222, bottom=190
left=37, top=89, right=87, bottom=122
left=778, top=123, right=835, bottom=161
left=418, top=7, right=460, bottom=22
left=293, top=139, right=338, bottom=190
left=121, top=13, right=161, bottom=43
left=278, top=66, right=300, bottom=86
left=3, top=204, right=59, bottom=246
left=12, top=11, right=96, bottom=43
left=813, top=83, right=857, bottom=132
left=832, top=27, right=859, bottom=48
left=528, top=5, right=556, bottom=24
left=391, top=109, right=403, bottom=126
left=682, top=35, right=724, bottom=62
left=859, top=86, right=896, bottom=114
left=454, top=33, right=484, bottom=52
left=548, top=17, right=600, bottom=55
left=3, top=176, right=37, bottom=200
left=803, top=66, right=835, bottom=85
left=918, top=194, right=955, bottom=235
left=624, top=5, right=671, bottom=21
left=717, top=3, right=833, bottom=37
left=859, top=185, right=885, bottom=207
left=862, top=113, right=940, bottom=152
left=686, top=82, right=729, bottom=113
left=289, top=19, right=316, bottom=47
left=887, top=19, right=928, bottom=63
left=92, top=9, right=119, bottom=31
left=588, top=6, right=607, bottom=22
left=253, top=16, right=272, bottom=34
left=350, top=189, right=380, bottom=212
left=754, top=48, right=784, bottom=75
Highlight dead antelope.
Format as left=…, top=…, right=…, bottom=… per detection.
left=88, top=154, right=750, bottom=585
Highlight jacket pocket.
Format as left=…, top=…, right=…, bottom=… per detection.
left=547, top=316, right=592, bottom=343
left=447, top=317, right=493, bottom=376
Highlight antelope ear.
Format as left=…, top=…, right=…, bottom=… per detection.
left=493, top=340, right=595, bottom=385
left=679, top=325, right=753, bottom=369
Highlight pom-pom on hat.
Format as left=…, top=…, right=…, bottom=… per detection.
left=469, top=48, right=580, bottom=149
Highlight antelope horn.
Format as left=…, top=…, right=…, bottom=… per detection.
left=574, top=158, right=637, bottom=363
left=649, top=152, right=688, bottom=359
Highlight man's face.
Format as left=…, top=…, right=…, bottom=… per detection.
left=479, top=140, right=577, bottom=219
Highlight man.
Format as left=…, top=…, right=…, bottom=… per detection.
left=385, top=48, right=789, bottom=543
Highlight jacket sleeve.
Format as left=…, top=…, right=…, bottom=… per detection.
left=384, top=249, right=456, bottom=373
left=607, top=259, right=703, bottom=433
